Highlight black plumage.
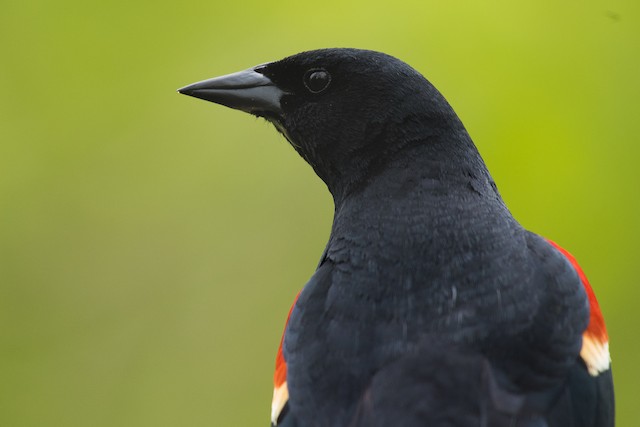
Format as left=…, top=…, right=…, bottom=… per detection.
left=179, top=48, right=614, bottom=427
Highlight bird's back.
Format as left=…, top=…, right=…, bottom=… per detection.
left=283, top=151, right=590, bottom=426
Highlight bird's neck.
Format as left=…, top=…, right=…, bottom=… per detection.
left=327, top=132, right=519, bottom=264
left=331, top=128, right=502, bottom=208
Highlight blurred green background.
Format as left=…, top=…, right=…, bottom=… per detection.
left=1, top=0, right=638, bottom=425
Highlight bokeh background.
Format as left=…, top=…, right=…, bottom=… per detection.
left=1, top=0, right=638, bottom=425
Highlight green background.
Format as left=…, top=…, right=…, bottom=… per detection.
left=1, top=0, right=638, bottom=425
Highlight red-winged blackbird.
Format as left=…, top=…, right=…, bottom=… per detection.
left=179, top=48, right=614, bottom=427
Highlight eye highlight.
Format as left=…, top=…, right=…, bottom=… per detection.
left=303, top=69, right=331, bottom=94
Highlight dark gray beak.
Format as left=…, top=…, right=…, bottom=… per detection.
left=178, top=67, right=284, bottom=115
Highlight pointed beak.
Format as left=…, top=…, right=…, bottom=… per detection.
left=178, top=67, right=284, bottom=115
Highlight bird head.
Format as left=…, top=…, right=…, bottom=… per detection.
left=179, top=48, right=468, bottom=199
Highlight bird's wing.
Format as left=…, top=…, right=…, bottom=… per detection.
left=270, top=256, right=343, bottom=427
left=546, top=240, right=610, bottom=376
left=270, top=292, right=299, bottom=427
left=544, top=240, right=614, bottom=427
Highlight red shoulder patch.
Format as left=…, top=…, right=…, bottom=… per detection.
left=271, top=292, right=300, bottom=425
left=547, top=239, right=610, bottom=376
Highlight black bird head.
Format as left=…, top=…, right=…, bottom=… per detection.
left=179, top=48, right=483, bottom=200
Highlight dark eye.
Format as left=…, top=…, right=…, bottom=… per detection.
left=303, top=69, right=331, bottom=93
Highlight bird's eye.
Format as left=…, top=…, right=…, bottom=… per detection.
left=303, top=69, right=331, bottom=94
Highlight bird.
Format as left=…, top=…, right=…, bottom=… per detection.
left=178, top=48, right=614, bottom=427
